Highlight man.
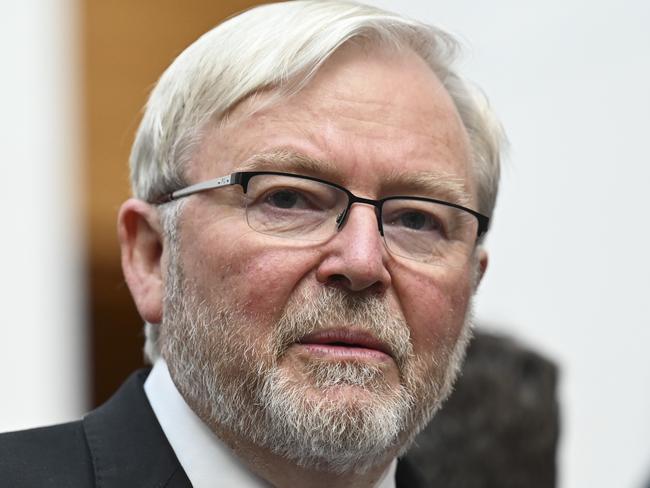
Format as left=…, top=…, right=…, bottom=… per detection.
left=0, top=1, right=503, bottom=486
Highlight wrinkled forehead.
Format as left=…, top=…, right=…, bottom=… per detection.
left=219, top=40, right=466, bottom=139
left=188, top=43, right=475, bottom=204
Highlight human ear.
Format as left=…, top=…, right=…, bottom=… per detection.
left=117, top=198, right=164, bottom=324
left=475, top=248, right=489, bottom=288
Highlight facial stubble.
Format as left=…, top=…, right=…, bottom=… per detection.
left=159, top=244, right=474, bottom=473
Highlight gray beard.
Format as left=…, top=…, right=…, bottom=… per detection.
left=159, top=249, right=473, bottom=474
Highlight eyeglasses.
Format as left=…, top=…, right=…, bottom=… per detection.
left=155, top=171, right=489, bottom=267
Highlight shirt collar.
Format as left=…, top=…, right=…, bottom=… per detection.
left=144, top=359, right=396, bottom=488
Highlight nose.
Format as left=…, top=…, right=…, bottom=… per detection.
left=315, top=204, right=392, bottom=293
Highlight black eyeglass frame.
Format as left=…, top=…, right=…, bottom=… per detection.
left=153, top=170, right=490, bottom=240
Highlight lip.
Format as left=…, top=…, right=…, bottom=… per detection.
left=296, top=329, right=393, bottom=361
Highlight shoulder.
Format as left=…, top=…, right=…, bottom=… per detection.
left=0, top=369, right=154, bottom=488
left=0, top=369, right=189, bottom=488
left=0, top=420, right=94, bottom=488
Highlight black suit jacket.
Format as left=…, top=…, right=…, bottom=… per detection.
left=0, top=369, right=426, bottom=487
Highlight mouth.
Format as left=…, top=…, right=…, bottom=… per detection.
left=295, top=329, right=393, bottom=362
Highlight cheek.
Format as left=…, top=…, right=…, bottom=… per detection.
left=183, top=225, right=322, bottom=323
left=394, top=267, right=474, bottom=356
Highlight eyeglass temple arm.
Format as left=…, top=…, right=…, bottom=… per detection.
left=152, top=174, right=241, bottom=204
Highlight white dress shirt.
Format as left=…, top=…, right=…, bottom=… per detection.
left=144, top=360, right=397, bottom=488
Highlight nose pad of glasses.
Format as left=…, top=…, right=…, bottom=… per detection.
left=375, top=206, right=384, bottom=235
left=335, top=209, right=348, bottom=230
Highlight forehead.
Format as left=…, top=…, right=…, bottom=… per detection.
left=189, top=43, right=474, bottom=202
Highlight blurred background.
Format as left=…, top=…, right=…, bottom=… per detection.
left=1, top=0, right=648, bottom=487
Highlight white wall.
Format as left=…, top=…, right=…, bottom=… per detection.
left=366, top=1, right=650, bottom=487
left=0, top=0, right=87, bottom=431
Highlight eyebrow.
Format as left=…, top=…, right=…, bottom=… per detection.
left=381, top=170, right=472, bottom=207
left=236, top=149, right=472, bottom=206
left=236, top=149, right=339, bottom=179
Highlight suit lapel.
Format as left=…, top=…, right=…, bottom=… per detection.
left=396, top=456, right=428, bottom=488
left=83, top=369, right=192, bottom=488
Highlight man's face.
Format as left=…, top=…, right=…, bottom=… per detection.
left=159, top=44, right=483, bottom=471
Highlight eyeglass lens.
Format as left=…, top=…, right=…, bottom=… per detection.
left=244, top=173, right=478, bottom=266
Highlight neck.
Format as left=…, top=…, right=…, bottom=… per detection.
left=215, top=424, right=397, bottom=488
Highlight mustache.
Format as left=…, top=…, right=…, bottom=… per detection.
left=270, top=287, right=413, bottom=370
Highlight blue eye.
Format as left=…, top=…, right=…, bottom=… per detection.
left=399, top=211, right=427, bottom=230
left=387, top=210, right=443, bottom=233
left=267, top=189, right=301, bottom=209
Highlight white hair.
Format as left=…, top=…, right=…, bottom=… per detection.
left=130, top=0, right=504, bottom=216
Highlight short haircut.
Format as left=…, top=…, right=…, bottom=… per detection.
left=129, top=0, right=504, bottom=218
